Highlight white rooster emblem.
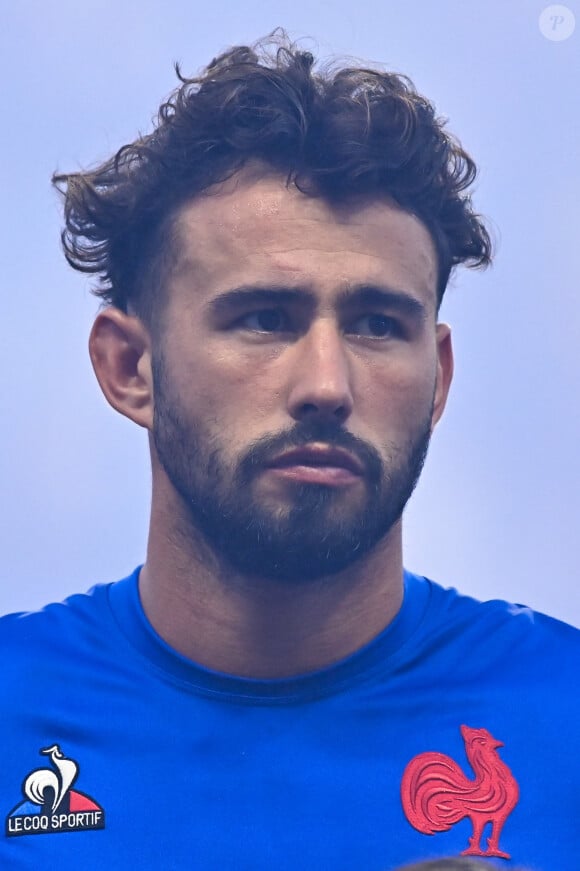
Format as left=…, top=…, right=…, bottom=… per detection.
left=23, top=744, right=78, bottom=814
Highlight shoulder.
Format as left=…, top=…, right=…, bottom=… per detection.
left=0, top=573, right=141, bottom=723
left=0, top=583, right=112, bottom=648
left=409, top=572, right=580, bottom=674
left=0, top=586, right=116, bottom=708
left=422, top=573, right=578, bottom=632
left=0, top=570, right=140, bottom=676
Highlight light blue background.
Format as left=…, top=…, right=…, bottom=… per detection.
left=1, top=1, right=578, bottom=626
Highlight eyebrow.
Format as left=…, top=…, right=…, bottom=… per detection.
left=207, top=283, right=428, bottom=321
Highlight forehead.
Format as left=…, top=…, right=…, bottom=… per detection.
left=170, top=167, right=438, bottom=308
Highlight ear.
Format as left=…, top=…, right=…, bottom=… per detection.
left=431, top=322, right=454, bottom=431
left=89, top=307, right=154, bottom=430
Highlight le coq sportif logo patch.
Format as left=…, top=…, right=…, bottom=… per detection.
left=5, top=744, right=105, bottom=837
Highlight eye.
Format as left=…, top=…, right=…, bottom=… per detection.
left=237, top=309, right=290, bottom=333
left=348, top=313, right=403, bottom=339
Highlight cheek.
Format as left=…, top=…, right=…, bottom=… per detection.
left=367, top=363, right=437, bottom=436
left=176, top=344, right=280, bottom=429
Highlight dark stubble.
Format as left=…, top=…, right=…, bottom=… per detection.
left=152, top=351, right=433, bottom=584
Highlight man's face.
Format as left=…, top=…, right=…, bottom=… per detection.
left=150, top=167, right=451, bottom=583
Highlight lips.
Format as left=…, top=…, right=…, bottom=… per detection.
left=266, top=445, right=364, bottom=476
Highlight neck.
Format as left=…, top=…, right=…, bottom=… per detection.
left=138, top=492, right=405, bottom=679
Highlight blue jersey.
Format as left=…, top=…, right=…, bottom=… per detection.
left=1, top=567, right=578, bottom=870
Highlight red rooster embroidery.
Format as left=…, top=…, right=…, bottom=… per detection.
left=400, top=725, right=519, bottom=858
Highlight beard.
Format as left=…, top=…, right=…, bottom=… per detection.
left=151, top=351, right=433, bottom=584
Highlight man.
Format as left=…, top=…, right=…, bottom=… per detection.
left=1, top=30, right=578, bottom=870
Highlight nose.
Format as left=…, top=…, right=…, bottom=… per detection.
left=286, top=319, right=354, bottom=424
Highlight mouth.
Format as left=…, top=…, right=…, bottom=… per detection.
left=265, top=444, right=364, bottom=484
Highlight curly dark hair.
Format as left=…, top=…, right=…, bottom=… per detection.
left=394, top=860, right=531, bottom=871
left=52, top=28, right=493, bottom=327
